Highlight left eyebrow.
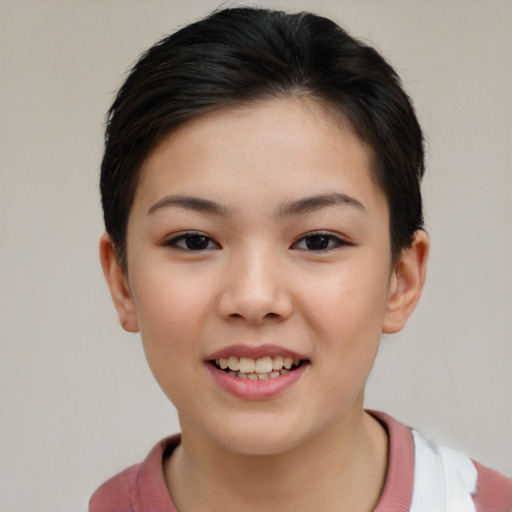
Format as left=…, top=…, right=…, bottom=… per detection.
left=276, top=192, right=367, bottom=218
left=147, top=195, right=232, bottom=216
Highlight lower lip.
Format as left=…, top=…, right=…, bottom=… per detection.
left=206, top=363, right=308, bottom=400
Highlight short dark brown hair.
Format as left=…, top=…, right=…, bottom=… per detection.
left=100, top=7, right=425, bottom=268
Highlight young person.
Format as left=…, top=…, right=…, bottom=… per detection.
left=91, top=7, right=512, bottom=512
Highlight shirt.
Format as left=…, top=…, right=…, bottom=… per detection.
left=89, top=411, right=512, bottom=511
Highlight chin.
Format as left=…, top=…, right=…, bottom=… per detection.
left=211, top=418, right=312, bottom=457
left=221, top=435, right=298, bottom=457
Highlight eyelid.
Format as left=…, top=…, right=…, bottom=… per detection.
left=162, top=231, right=221, bottom=250
left=291, top=231, right=350, bottom=251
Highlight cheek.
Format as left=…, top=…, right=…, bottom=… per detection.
left=131, top=271, right=213, bottom=363
left=301, top=267, right=391, bottom=404
left=130, top=274, right=214, bottom=408
left=298, top=260, right=391, bottom=341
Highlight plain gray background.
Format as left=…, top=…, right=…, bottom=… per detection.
left=1, top=0, right=511, bottom=510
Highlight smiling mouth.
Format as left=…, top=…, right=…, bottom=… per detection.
left=210, top=355, right=307, bottom=380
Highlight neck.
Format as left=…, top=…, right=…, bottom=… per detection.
left=164, top=408, right=388, bottom=512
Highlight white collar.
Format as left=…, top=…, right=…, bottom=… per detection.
left=409, top=429, right=478, bottom=512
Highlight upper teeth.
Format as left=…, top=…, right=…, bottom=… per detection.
left=216, top=356, right=299, bottom=373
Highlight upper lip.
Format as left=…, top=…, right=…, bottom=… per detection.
left=206, top=344, right=308, bottom=361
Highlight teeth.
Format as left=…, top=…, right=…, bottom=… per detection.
left=216, top=355, right=304, bottom=379
left=272, top=355, right=283, bottom=370
left=228, top=356, right=239, bottom=371
left=239, top=357, right=255, bottom=373
left=255, top=356, right=273, bottom=373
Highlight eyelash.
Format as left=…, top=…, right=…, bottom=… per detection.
left=163, top=231, right=349, bottom=252
left=163, top=231, right=220, bottom=251
left=292, top=232, right=349, bottom=251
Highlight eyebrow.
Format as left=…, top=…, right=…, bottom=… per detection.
left=147, top=192, right=366, bottom=218
left=276, top=192, right=366, bottom=218
left=147, top=195, right=232, bottom=216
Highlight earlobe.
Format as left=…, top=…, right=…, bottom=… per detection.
left=99, top=233, right=139, bottom=333
left=382, top=230, right=429, bottom=334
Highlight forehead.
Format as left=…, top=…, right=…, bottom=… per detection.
left=133, top=97, right=384, bottom=216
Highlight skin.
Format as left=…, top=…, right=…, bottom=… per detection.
left=100, top=97, right=429, bottom=511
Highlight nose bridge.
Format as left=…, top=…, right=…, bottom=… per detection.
left=218, top=242, right=291, bottom=323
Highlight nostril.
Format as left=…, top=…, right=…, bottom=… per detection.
left=218, top=287, right=293, bottom=323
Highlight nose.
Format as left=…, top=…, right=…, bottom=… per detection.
left=216, top=247, right=293, bottom=324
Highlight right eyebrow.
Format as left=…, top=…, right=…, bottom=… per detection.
left=147, top=195, right=232, bottom=216
left=276, top=192, right=367, bottom=218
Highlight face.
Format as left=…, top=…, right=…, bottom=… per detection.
left=102, top=98, right=426, bottom=456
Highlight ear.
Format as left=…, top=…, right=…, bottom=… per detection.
left=99, top=233, right=139, bottom=333
left=382, top=230, right=429, bottom=334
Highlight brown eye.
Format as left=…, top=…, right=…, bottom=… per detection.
left=293, top=232, right=346, bottom=251
left=166, top=232, right=220, bottom=251
left=305, top=235, right=331, bottom=250
left=183, top=235, right=210, bottom=250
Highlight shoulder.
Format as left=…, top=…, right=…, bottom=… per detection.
left=410, top=428, right=512, bottom=512
left=472, top=459, right=512, bottom=512
left=369, top=411, right=512, bottom=512
left=89, top=435, right=181, bottom=512
left=89, top=463, right=140, bottom=512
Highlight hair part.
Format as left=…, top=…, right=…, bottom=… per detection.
left=100, top=7, right=425, bottom=269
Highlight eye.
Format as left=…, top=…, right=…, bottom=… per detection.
left=292, top=232, right=347, bottom=251
left=164, top=232, right=220, bottom=251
